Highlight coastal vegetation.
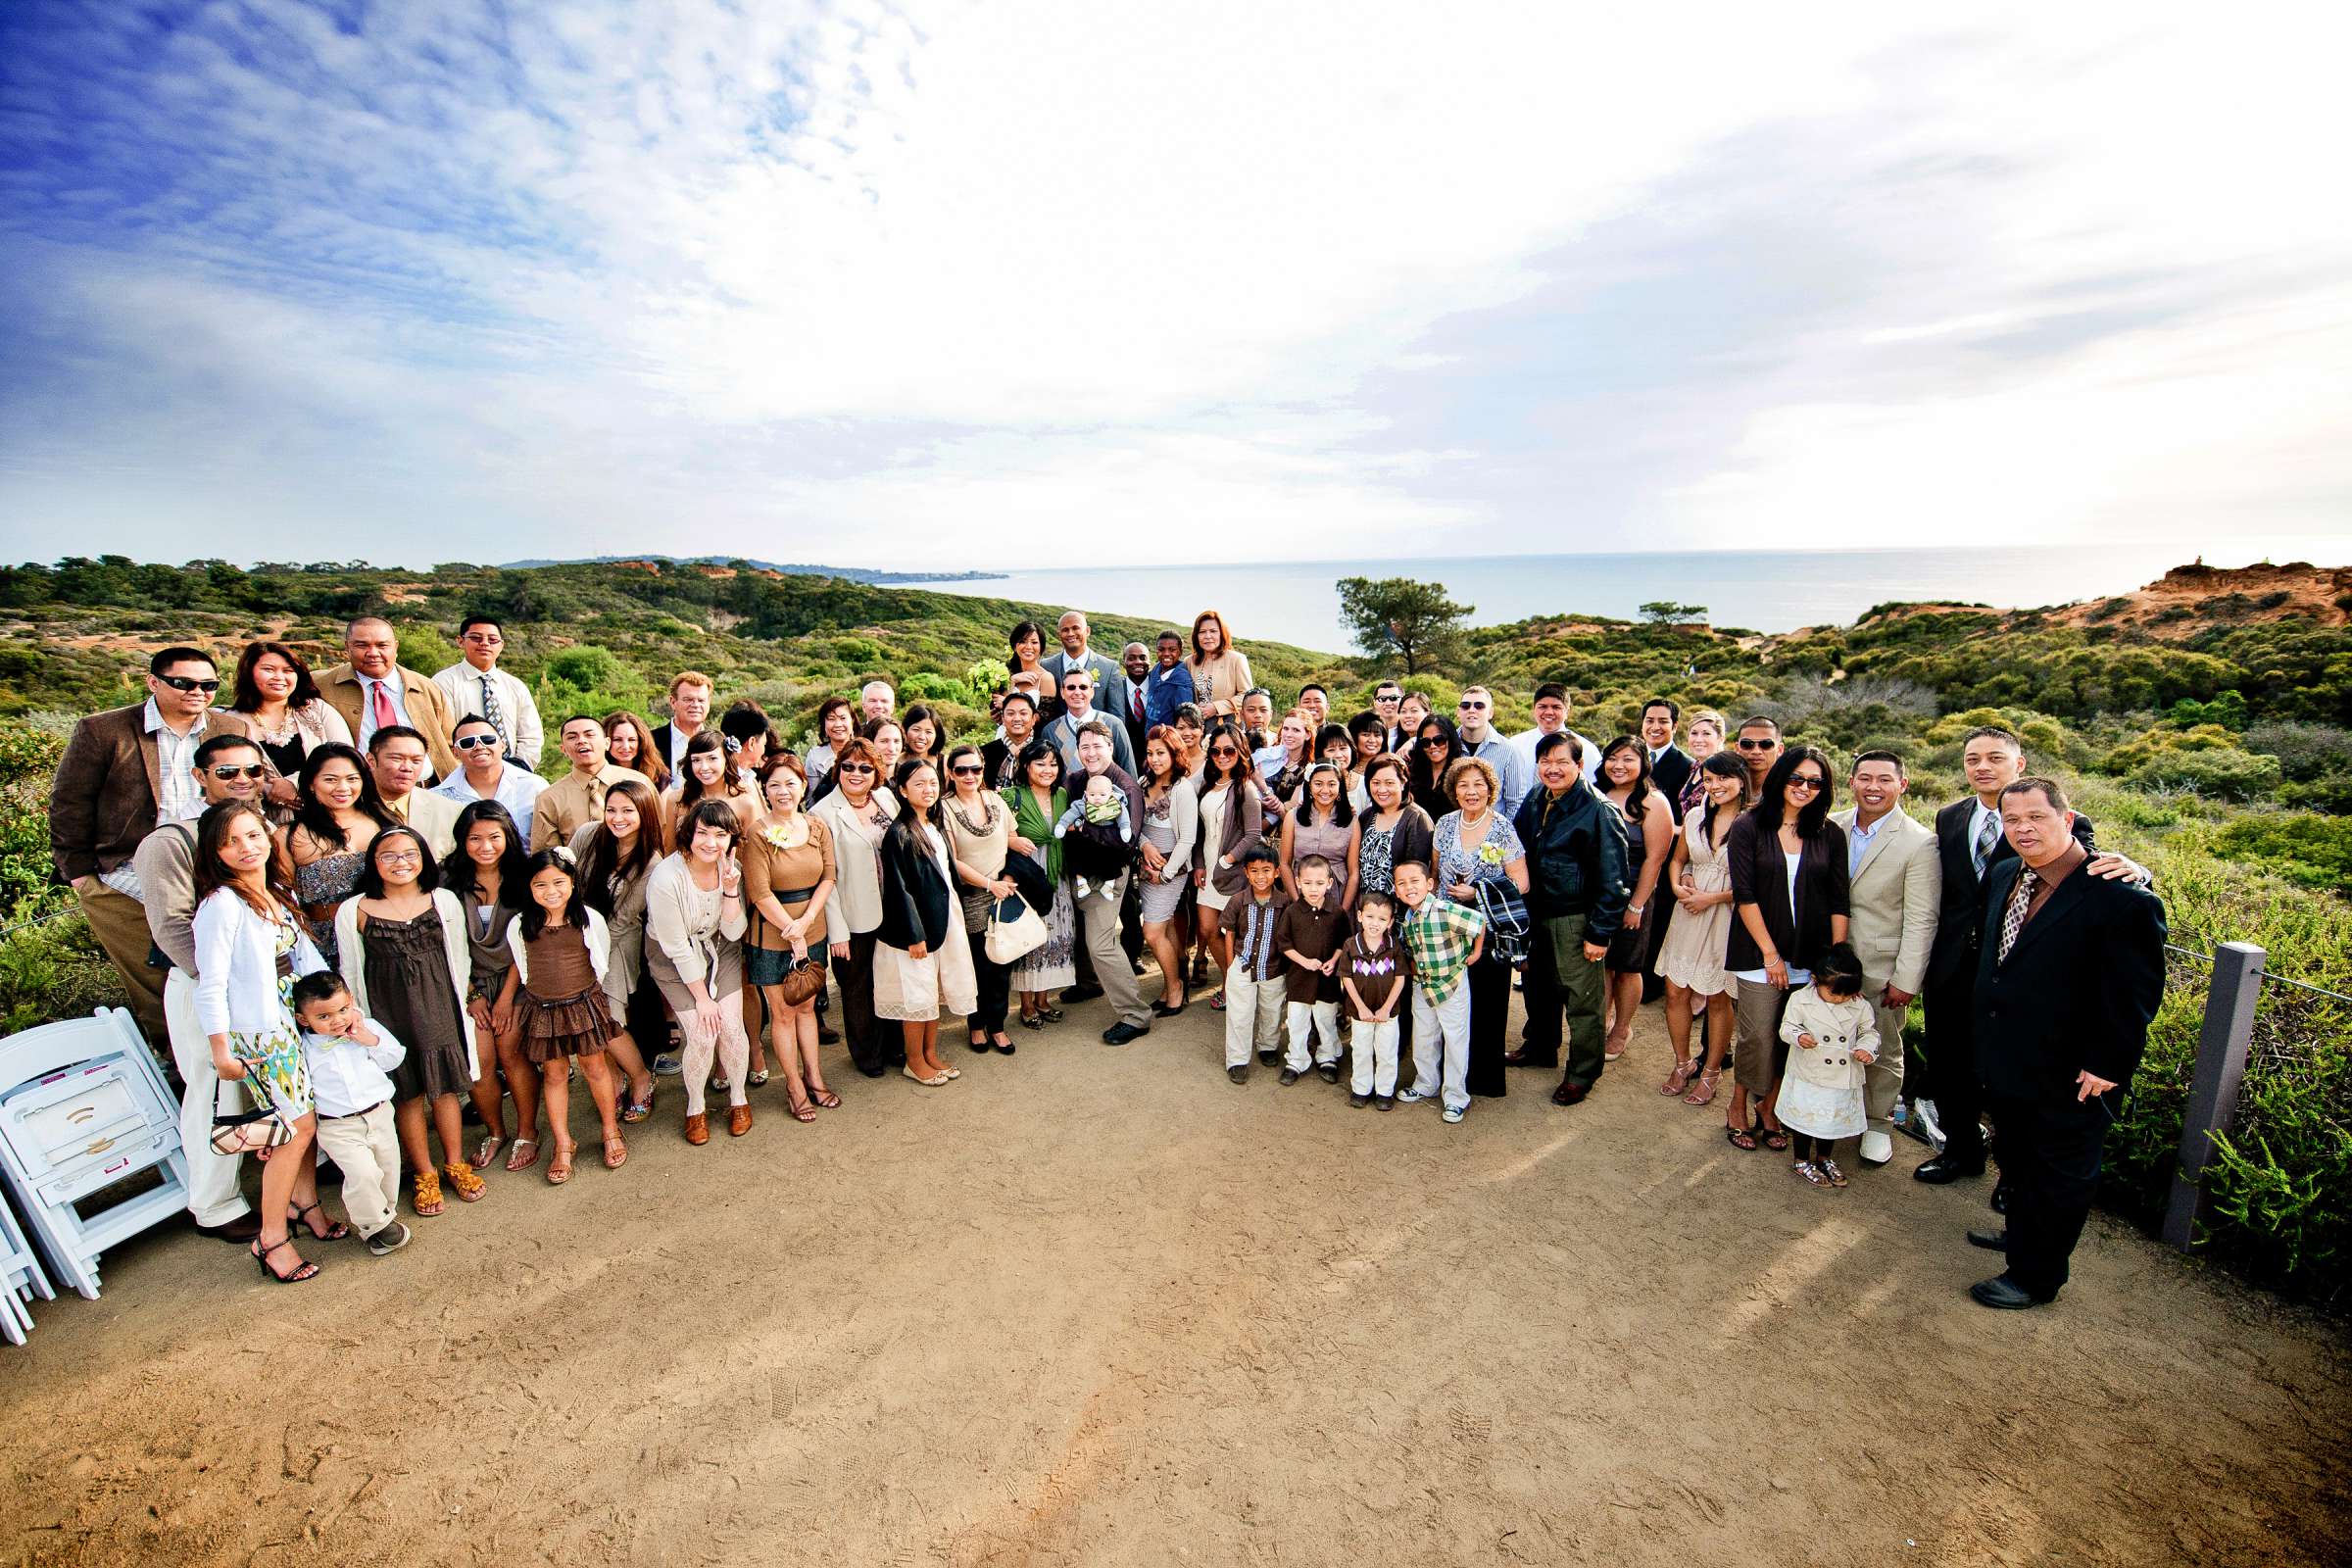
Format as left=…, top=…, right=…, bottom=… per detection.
left=2, top=554, right=2345, bottom=1304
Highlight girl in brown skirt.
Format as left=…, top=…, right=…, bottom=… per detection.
left=505, top=848, right=623, bottom=1184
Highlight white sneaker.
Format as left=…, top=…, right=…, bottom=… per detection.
left=1396, top=1088, right=1430, bottom=1104
left=1858, top=1129, right=1894, bottom=1166
left=1441, top=1105, right=1465, bottom=1124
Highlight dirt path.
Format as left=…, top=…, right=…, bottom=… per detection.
left=4, top=993, right=2345, bottom=1566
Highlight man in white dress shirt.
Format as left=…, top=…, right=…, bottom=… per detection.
left=432, top=713, right=548, bottom=831
left=433, top=614, right=544, bottom=769
left=1507, top=683, right=1600, bottom=797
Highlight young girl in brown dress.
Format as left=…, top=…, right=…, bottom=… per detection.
left=506, top=849, right=624, bottom=1184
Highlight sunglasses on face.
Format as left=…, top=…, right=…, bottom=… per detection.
left=1457, top=700, right=1487, bottom=710
left=1786, top=775, right=1825, bottom=793
left=950, top=763, right=982, bottom=776
left=838, top=762, right=874, bottom=775
left=1209, top=746, right=1239, bottom=759
left=209, top=763, right=267, bottom=780
left=157, top=675, right=220, bottom=693
left=1421, top=736, right=1448, bottom=749
left=454, top=734, right=501, bottom=752
left=1736, top=739, right=1776, bottom=751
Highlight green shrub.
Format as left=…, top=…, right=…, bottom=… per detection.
left=2244, top=720, right=2352, bottom=783
left=2211, top=813, right=2352, bottom=891
left=2127, top=746, right=2282, bottom=802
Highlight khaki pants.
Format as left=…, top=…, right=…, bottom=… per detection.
left=1284, top=1000, right=1341, bottom=1071
left=1859, top=975, right=1909, bottom=1140
left=1733, top=979, right=1792, bottom=1096
left=1223, top=968, right=1285, bottom=1067
left=1079, top=873, right=1151, bottom=1028
left=76, top=880, right=169, bottom=1048
left=315, top=1102, right=401, bottom=1241
left=165, top=969, right=252, bottom=1226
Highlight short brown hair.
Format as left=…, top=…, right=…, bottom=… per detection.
left=668, top=670, right=713, bottom=696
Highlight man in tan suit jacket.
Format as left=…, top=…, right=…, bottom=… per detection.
left=315, top=616, right=459, bottom=781
left=47, top=647, right=257, bottom=1044
left=1832, top=750, right=1942, bottom=1167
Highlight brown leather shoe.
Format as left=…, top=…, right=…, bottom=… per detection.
left=683, top=1112, right=710, bottom=1146
left=728, top=1103, right=753, bottom=1138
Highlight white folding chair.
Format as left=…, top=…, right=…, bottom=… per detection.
left=0, top=1006, right=190, bottom=1301
left=0, top=1189, right=56, bottom=1345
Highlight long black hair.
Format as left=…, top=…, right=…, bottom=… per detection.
left=1756, top=746, right=1836, bottom=837
left=517, top=847, right=588, bottom=940
left=1295, top=761, right=1355, bottom=828
left=444, top=801, right=526, bottom=907
left=192, top=800, right=295, bottom=919
left=1598, top=735, right=1661, bottom=824
left=1407, top=715, right=1458, bottom=808
left=292, top=741, right=394, bottom=851
left=887, top=756, right=945, bottom=868
left=1013, top=737, right=1064, bottom=793
left=576, top=776, right=663, bottom=916
left=1199, top=720, right=1258, bottom=789
left=351, top=824, right=440, bottom=899
left=1697, top=752, right=1746, bottom=847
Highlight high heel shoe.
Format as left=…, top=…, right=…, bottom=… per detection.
left=251, top=1237, right=318, bottom=1283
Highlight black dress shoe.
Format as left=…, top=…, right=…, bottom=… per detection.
left=856, top=1063, right=886, bottom=1079
left=1062, top=983, right=1103, bottom=1004
left=195, top=1213, right=264, bottom=1244
left=817, top=1023, right=842, bottom=1045
left=1967, top=1228, right=2009, bottom=1251
left=1278, top=1067, right=1300, bottom=1086
left=1227, top=1064, right=1250, bottom=1085
left=1550, top=1080, right=1591, bottom=1107
left=1258, top=1050, right=1278, bottom=1067
left=1914, top=1154, right=1986, bottom=1185
left=1101, top=1021, right=1149, bottom=1046
left=1968, top=1275, right=2047, bottom=1310
left=1989, top=1184, right=2010, bottom=1215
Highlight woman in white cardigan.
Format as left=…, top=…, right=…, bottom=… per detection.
left=191, top=801, right=332, bottom=1283
left=334, top=825, right=482, bottom=1217
left=808, top=738, right=900, bottom=1078
left=646, top=799, right=755, bottom=1144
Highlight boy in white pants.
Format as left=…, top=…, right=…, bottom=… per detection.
left=1275, top=855, right=1352, bottom=1086
left=1394, top=860, right=1486, bottom=1125
left=291, top=972, right=413, bottom=1256
left=1340, top=892, right=1413, bottom=1109
left=1217, top=847, right=1289, bottom=1083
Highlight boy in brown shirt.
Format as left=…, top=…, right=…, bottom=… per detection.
left=1275, top=854, right=1353, bottom=1085
left=1218, top=846, right=1290, bottom=1082
left=1340, top=891, right=1414, bottom=1108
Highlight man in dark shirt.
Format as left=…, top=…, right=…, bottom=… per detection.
left=1510, top=733, right=1632, bottom=1106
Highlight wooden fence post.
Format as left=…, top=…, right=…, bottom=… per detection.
left=2161, top=941, right=2265, bottom=1250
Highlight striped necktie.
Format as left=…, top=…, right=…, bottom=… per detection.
left=1996, top=868, right=2038, bottom=962
left=479, top=672, right=507, bottom=749
left=1972, top=809, right=2000, bottom=880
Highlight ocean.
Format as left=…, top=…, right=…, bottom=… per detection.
left=898, top=542, right=2249, bottom=652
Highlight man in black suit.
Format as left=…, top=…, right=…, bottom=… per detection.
left=1963, top=777, right=2165, bottom=1309
left=1373, top=678, right=1410, bottom=755
left=1641, top=698, right=1693, bottom=821
left=1915, top=725, right=2140, bottom=1184
left=650, top=670, right=713, bottom=776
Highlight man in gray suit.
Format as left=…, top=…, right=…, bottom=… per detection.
left=1831, top=750, right=1941, bottom=1167
left=1042, top=611, right=1129, bottom=723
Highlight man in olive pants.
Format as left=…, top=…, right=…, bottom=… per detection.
left=1511, top=733, right=1630, bottom=1106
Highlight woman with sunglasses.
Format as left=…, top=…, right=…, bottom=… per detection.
left=1597, top=737, right=1675, bottom=1064
left=1192, top=721, right=1267, bottom=1011
left=279, top=742, right=395, bottom=967
left=601, top=709, right=670, bottom=792
left=1407, top=715, right=1459, bottom=821
left=334, top=825, right=485, bottom=1216
left=1002, top=740, right=1078, bottom=1028
left=1721, top=746, right=1851, bottom=1153
left=223, top=641, right=352, bottom=810
left=809, top=738, right=901, bottom=1074
left=941, top=743, right=1019, bottom=1053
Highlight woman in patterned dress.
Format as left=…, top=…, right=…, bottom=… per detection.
left=1433, top=756, right=1530, bottom=1101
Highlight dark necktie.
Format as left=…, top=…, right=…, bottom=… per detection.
left=1972, top=810, right=2000, bottom=880
left=1996, top=868, right=2038, bottom=961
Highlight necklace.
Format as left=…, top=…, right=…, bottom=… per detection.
left=947, top=795, right=1000, bottom=836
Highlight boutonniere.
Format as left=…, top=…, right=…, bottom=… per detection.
left=760, top=820, right=794, bottom=850
left=1477, top=841, right=1504, bottom=865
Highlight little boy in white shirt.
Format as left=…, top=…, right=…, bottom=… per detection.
left=291, top=971, right=413, bottom=1256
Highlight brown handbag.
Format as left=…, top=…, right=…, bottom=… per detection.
left=775, top=953, right=825, bottom=1008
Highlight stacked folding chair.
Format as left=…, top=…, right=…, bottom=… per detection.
left=0, top=1187, right=53, bottom=1345
left=0, top=1006, right=191, bottom=1303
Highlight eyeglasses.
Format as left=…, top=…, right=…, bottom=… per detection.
left=454, top=734, right=501, bottom=752
left=157, top=675, right=220, bottom=694
left=1736, top=739, right=1777, bottom=751
left=1457, top=699, right=1487, bottom=710
left=376, top=849, right=423, bottom=863
left=950, top=764, right=982, bottom=776
left=1785, top=775, right=1825, bottom=793
left=837, top=762, right=874, bottom=775
left=209, top=763, right=267, bottom=780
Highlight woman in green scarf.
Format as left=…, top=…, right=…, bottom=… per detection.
left=1003, top=740, right=1077, bottom=1028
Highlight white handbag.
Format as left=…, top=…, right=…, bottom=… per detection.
left=984, top=893, right=1048, bottom=965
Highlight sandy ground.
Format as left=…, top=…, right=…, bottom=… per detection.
left=3, top=989, right=2346, bottom=1568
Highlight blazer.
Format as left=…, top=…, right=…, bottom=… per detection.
left=432, top=662, right=545, bottom=767
left=1648, top=745, right=1694, bottom=820
left=48, top=704, right=260, bottom=881
left=336, top=889, right=479, bottom=1077
left=382, top=787, right=461, bottom=860
left=1831, top=806, right=1941, bottom=995
left=1045, top=709, right=1135, bottom=776
left=1042, top=648, right=1130, bottom=727
left=1975, top=858, right=2166, bottom=1102
left=1199, top=774, right=1266, bottom=896
left=1927, top=798, right=2096, bottom=991
left=1723, top=812, right=1852, bottom=974
left=809, top=787, right=902, bottom=944
left=876, top=817, right=956, bottom=951
left=191, top=889, right=327, bottom=1039
left=315, top=662, right=460, bottom=781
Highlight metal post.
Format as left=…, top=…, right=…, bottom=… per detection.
left=2162, top=941, right=2265, bottom=1250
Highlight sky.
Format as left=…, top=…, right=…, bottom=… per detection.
left=1, top=1, right=2347, bottom=570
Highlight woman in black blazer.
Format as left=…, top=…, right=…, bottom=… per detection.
left=1722, top=747, right=1850, bottom=1151
left=874, top=758, right=967, bottom=1087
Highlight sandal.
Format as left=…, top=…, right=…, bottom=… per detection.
left=747, top=1069, right=770, bottom=1088
left=1819, top=1157, right=1848, bottom=1189
left=290, top=1201, right=350, bottom=1242
left=443, top=1161, right=486, bottom=1202
left=1660, top=1060, right=1696, bottom=1097
left=620, top=1081, right=656, bottom=1124
left=469, top=1134, right=505, bottom=1170
left=1209, top=992, right=1226, bottom=1012
left=1761, top=1121, right=1790, bottom=1152
left=1037, top=1006, right=1065, bottom=1023
left=810, top=1086, right=842, bottom=1109
left=1603, top=1040, right=1629, bottom=1063
left=1683, top=1068, right=1722, bottom=1107
left=1724, top=1121, right=1759, bottom=1152
left=412, top=1169, right=445, bottom=1216
left=1020, top=1013, right=1046, bottom=1031
left=785, top=1092, right=818, bottom=1123
left=1794, top=1159, right=1829, bottom=1187
left=547, top=1142, right=576, bottom=1185
left=504, top=1138, right=540, bottom=1174
left=603, top=1136, right=628, bottom=1170
left=251, top=1237, right=319, bottom=1284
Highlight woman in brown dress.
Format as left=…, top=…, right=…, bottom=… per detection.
left=742, top=756, right=839, bottom=1121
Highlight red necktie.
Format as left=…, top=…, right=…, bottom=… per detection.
left=370, top=680, right=397, bottom=734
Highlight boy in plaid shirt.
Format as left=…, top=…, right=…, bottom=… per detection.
left=1394, top=859, right=1486, bottom=1124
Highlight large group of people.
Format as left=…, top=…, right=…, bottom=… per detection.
left=47, top=605, right=2167, bottom=1310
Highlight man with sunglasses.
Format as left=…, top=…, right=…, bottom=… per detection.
left=48, top=647, right=258, bottom=1046
left=433, top=712, right=547, bottom=827
left=1734, top=716, right=1783, bottom=795
left=132, top=735, right=277, bottom=1243
left=1373, top=680, right=1410, bottom=754
left=1450, top=685, right=1529, bottom=816
left=1045, top=667, right=1136, bottom=775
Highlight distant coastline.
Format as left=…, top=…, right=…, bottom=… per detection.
left=498, top=554, right=1005, bottom=586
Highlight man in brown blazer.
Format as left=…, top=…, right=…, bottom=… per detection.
left=315, top=616, right=459, bottom=781
left=47, top=647, right=255, bottom=1045
left=1830, top=751, right=1942, bottom=1168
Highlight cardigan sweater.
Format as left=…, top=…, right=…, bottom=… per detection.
left=334, top=888, right=479, bottom=1076
left=191, top=888, right=327, bottom=1038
